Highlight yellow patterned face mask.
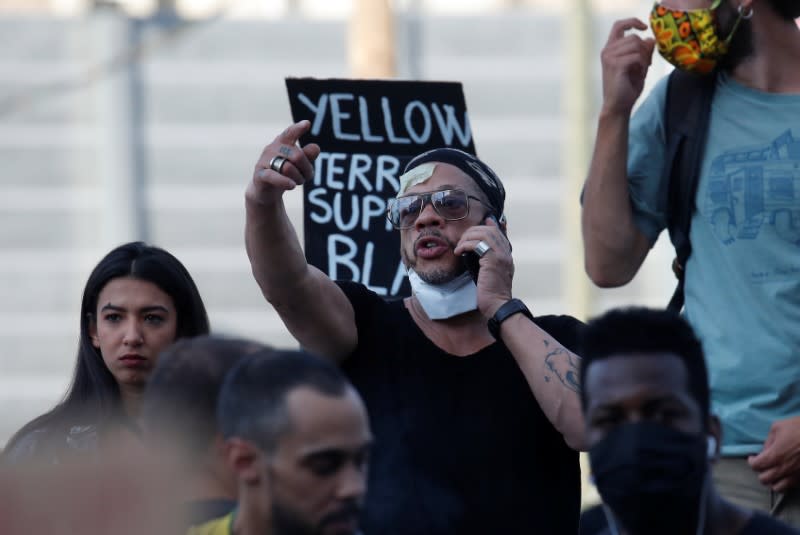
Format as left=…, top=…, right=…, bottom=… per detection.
left=649, top=0, right=744, bottom=74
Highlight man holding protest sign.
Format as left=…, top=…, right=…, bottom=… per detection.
left=245, top=119, right=585, bottom=534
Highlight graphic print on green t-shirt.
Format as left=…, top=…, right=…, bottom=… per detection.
left=704, top=129, right=800, bottom=263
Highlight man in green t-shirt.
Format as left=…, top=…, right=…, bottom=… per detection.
left=189, top=348, right=372, bottom=535
left=582, top=0, right=800, bottom=525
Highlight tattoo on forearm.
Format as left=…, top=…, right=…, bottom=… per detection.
left=279, top=146, right=292, bottom=157
left=543, top=341, right=581, bottom=393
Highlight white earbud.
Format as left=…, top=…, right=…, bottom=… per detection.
left=707, top=436, right=717, bottom=459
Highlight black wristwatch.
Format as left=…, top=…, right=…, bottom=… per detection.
left=488, top=298, right=534, bottom=340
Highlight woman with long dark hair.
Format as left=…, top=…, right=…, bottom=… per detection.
left=3, top=242, right=210, bottom=463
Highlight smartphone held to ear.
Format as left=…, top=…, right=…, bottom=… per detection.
left=462, top=251, right=481, bottom=283
left=461, top=215, right=501, bottom=283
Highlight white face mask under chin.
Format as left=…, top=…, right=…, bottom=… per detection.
left=407, top=269, right=478, bottom=320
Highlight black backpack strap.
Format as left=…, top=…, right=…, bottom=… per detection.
left=662, top=69, right=717, bottom=312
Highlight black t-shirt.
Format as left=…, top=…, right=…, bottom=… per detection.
left=337, top=281, right=582, bottom=535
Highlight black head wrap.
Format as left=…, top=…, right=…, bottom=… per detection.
left=404, top=148, right=506, bottom=220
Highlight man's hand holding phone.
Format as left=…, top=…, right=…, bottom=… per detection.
left=454, top=215, right=514, bottom=319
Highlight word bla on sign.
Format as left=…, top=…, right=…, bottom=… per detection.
left=327, top=234, right=407, bottom=296
left=298, top=92, right=472, bottom=147
left=312, top=152, right=401, bottom=193
left=308, top=188, right=394, bottom=233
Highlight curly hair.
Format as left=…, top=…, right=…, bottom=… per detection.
left=579, top=307, right=710, bottom=423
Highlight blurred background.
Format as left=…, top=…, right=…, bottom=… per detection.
left=0, top=0, right=678, bottom=505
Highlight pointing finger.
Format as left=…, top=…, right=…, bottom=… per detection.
left=277, top=120, right=312, bottom=145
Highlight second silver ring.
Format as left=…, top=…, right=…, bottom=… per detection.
left=269, top=155, right=288, bottom=174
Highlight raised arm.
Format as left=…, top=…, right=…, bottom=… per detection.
left=245, top=121, right=357, bottom=361
left=582, top=18, right=655, bottom=288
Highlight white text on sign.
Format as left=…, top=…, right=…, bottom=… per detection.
left=298, top=93, right=472, bottom=147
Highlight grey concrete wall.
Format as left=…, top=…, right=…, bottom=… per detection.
left=0, top=9, right=675, bottom=443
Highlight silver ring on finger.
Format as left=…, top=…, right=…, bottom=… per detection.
left=473, top=240, right=491, bottom=258
left=269, top=155, right=288, bottom=174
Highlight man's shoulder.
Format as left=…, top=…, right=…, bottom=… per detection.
left=581, top=510, right=799, bottom=535
left=532, top=313, right=583, bottom=329
left=742, top=512, right=800, bottom=534
left=335, top=280, right=400, bottom=307
left=632, top=72, right=672, bottom=120
left=185, top=499, right=237, bottom=528
left=532, top=314, right=585, bottom=351
left=186, top=512, right=234, bottom=535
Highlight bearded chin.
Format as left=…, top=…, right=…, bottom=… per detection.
left=401, top=250, right=466, bottom=285
left=417, top=266, right=465, bottom=285
left=271, top=499, right=317, bottom=535
left=716, top=4, right=755, bottom=72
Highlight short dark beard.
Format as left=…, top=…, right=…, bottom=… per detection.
left=716, top=2, right=755, bottom=72
left=416, top=266, right=465, bottom=285
left=271, top=499, right=317, bottom=535
left=271, top=499, right=361, bottom=535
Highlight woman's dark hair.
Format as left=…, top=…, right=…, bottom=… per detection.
left=3, top=242, right=210, bottom=456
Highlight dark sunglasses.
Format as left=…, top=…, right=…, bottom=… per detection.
left=386, top=189, right=490, bottom=230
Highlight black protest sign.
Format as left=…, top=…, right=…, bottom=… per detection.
left=286, top=78, right=476, bottom=298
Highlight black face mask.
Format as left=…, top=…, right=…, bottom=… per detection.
left=589, top=421, right=709, bottom=535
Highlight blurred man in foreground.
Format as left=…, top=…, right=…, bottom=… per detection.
left=189, top=349, right=372, bottom=535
